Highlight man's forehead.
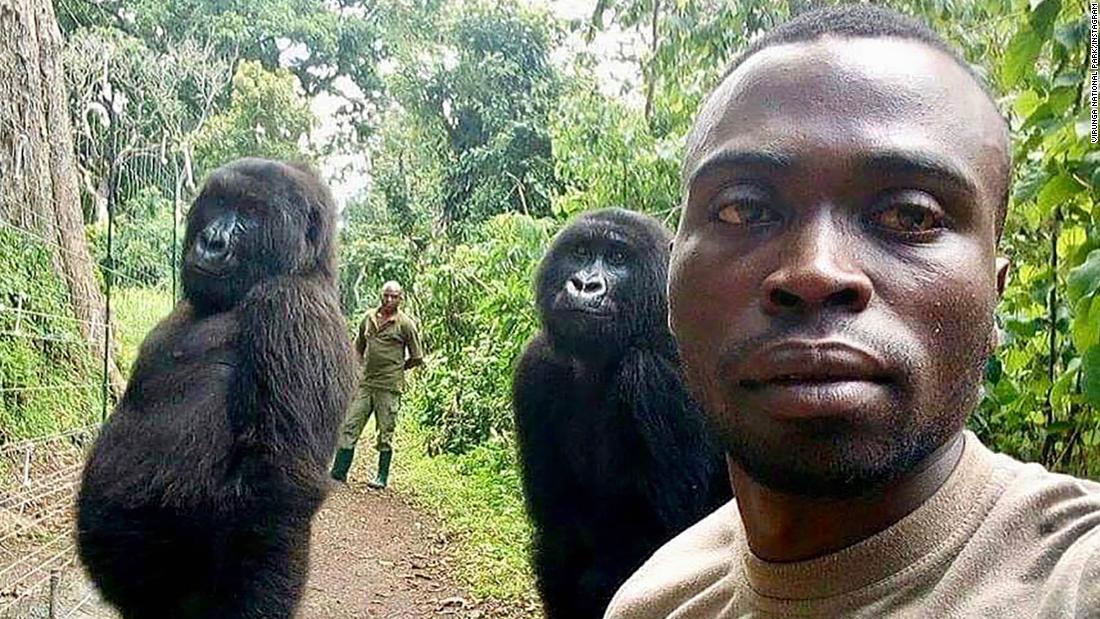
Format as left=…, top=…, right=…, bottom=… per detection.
left=686, top=36, right=1007, bottom=184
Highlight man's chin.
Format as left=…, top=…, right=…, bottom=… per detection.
left=718, top=423, right=948, bottom=500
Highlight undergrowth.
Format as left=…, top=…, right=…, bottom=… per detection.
left=389, top=416, right=538, bottom=610
left=0, top=228, right=101, bottom=441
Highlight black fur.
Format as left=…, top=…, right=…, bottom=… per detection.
left=512, top=208, right=731, bottom=619
left=76, top=158, right=357, bottom=618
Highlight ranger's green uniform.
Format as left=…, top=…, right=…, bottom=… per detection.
left=340, top=307, right=423, bottom=451
left=331, top=307, right=423, bottom=487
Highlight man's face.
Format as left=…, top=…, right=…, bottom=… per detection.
left=381, top=288, right=402, bottom=311
left=672, top=37, right=1009, bottom=497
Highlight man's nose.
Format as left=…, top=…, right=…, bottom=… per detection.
left=760, top=216, right=872, bottom=315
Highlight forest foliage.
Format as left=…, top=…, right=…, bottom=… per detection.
left=24, top=0, right=1099, bottom=480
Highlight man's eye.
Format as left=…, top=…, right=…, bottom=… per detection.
left=716, top=202, right=780, bottom=227
left=871, top=193, right=945, bottom=235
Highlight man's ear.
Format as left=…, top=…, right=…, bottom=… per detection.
left=996, top=256, right=1010, bottom=297
left=989, top=256, right=1011, bottom=352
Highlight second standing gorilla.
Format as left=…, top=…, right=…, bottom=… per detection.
left=77, top=159, right=356, bottom=619
left=513, top=208, right=731, bottom=619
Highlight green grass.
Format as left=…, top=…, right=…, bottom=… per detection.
left=0, top=228, right=102, bottom=440
left=389, top=419, right=538, bottom=609
left=111, top=286, right=175, bottom=374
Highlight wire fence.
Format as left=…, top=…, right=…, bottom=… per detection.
left=1, top=111, right=183, bottom=617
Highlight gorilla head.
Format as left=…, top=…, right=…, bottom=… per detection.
left=182, top=158, right=337, bottom=313
left=535, top=208, right=673, bottom=359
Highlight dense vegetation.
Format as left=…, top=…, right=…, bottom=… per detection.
left=3, top=0, right=1094, bottom=604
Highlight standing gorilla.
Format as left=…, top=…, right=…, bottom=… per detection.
left=77, top=158, right=357, bottom=619
left=512, top=208, right=731, bottom=619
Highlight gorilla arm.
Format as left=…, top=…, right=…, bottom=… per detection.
left=614, top=347, right=728, bottom=530
left=512, top=335, right=574, bottom=524
left=233, top=274, right=357, bottom=482
left=512, top=335, right=591, bottom=614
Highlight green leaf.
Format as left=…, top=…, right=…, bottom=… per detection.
left=1054, top=18, right=1088, bottom=52
left=1071, top=296, right=1100, bottom=351
left=1052, top=72, right=1083, bottom=89
left=1028, top=0, right=1061, bottom=37
left=1013, top=90, right=1042, bottom=118
left=985, top=356, right=1004, bottom=384
left=1081, top=346, right=1100, bottom=407
left=1002, top=28, right=1043, bottom=88
left=1084, top=429, right=1100, bottom=447
left=1046, top=420, right=1074, bottom=434
left=1051, top=357, right=1081, bottom=407
left=1004, top=315, right=1043, bottom=338
left=1047, top=87, right=1078, bottom=117
left=1028, top=409, right=1048, bottom=426
left=1014, top=167, right=1049, bottom=203
left=1068, top=249, right=1100, bottom=303
left=1022, top=102, right=1054, bottom=131
left=1037, top=173, right=1083, bottom=218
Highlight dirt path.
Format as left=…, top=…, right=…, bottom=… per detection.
left=3, top=480, right=531, bottom=618
left=300, top=481, right=526, bottom=619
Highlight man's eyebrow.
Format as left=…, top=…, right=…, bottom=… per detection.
left=861, top=151, right=978, bottom=197
left=686, top=148, right=980, bottom=196
left=686, top=149, right=794, bottom=186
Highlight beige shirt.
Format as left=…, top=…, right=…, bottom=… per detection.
left=604, top=432, right=1100, bottom=618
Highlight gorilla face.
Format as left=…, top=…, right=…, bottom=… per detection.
left=535, top=209, right=672, bottom=359
left=182, top=158, right=336, bottom=313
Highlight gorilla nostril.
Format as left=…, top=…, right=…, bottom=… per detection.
left=827, top=288, right=860, bottom=308
left=584, top=279, right=604, bottom=294
left=772, top=288, right=801, bottom=308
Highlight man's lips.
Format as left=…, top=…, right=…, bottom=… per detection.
left=736, top=339, right=892, bottom=387
left=729, top=339, right=895, bottom=419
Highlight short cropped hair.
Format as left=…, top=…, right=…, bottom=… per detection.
left=722, top=5, right=995, bottom=99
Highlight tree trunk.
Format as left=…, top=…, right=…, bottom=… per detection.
left=643, top=0, right=661, bottom=123
left=0, top=0, right=124, bottom=394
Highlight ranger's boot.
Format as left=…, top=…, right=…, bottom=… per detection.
left=367, top=450, right=393, bottom=489
left=330, top=447, right=355, bottom=483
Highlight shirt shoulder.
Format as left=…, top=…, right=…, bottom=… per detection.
left=363, top=307, right=381, bottom=331
left=398, top=310, right=417, bottom=327
left=605, top=500, right=741, bottom=619
left=986, top=453, right=1100, bottom=616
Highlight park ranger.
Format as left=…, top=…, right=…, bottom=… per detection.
left=331, top=280, right=424, bottom=489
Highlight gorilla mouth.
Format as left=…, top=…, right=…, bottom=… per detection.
left=189, top=259, right=236, bottom=278
left=192, top=265, right=232, bottom=278
left=558, top=307, right=613, bottom=319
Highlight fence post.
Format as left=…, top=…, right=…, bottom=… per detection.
left=20, top=444, right=33, bottom=490
left=13, top=294, right=23, bottom=333
left=48, top=569, right=61, bottom=619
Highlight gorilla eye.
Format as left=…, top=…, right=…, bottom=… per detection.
left=871, top=191, right=946, bottom=237
left=572, top=245, right=591, bottom=260
left=607, top=249, right=628, bottom=266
